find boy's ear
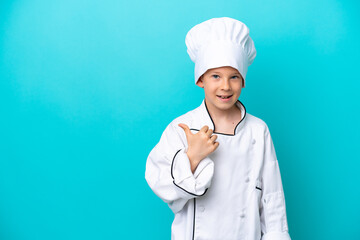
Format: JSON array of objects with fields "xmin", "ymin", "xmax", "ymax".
[{"xmin": 196, "ymin": 76, "xmax": 204, "ymax": 88}]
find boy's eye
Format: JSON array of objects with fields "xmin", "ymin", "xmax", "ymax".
[
  {"xmin": 212, "ymin": 74, "xmax": 220, "ymax": 79},
  {"xmin": 231, "ymin": 75, "xmax": 239, "ymax": 79}
]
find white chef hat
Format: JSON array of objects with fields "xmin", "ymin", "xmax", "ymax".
[{"xmin": 185, "ymin": 17, "xmax": 256, "ymax": 87}]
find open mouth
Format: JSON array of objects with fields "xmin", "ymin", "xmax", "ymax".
[{"xmin": 217, "ymin": 95, "xmax": 233, "ymax": 99}]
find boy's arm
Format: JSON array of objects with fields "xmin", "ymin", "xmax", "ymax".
[
  {"xmin": 260, "ymin": 125, "xmax": 291, "ymax": 240},
  {"xmin": 145, "ymin": 121, "xmax": 214, "ymax": 213}
]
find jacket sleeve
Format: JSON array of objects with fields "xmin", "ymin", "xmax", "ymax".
[
  {"xmin": 260, "ymin": 125, "xmax": 291, "ymax": 240},
  {"xmin": 145, "ymin": 121, "xmax": 215, "ymax": 213}
]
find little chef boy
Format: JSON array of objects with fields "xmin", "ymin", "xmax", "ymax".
[{"xmin": 145, "ymin": 17, "xmax": 291, "ymax": 240}]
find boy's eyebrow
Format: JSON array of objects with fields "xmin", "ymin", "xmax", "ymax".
[{"xmin": 210, "ymin": 71, "xmax": 241, "ymax": 75}]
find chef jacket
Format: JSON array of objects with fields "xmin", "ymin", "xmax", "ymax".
[{"xmin": 145, "ymin": 99, "xmax": 291, "ymax": 240}]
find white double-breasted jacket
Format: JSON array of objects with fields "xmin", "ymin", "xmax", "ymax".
[{"xmin": 145, "ymin": 99, "xmax": 291, "ymax": 240}]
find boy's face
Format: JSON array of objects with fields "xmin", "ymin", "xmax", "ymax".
[{"xmin": 196, "ymin": 66, "xmax": 243, "ymax": 112}]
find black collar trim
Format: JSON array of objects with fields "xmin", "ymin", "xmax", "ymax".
[{"xmin": 201, "ymin": 98, "xmax": 247, "ymax": 136}]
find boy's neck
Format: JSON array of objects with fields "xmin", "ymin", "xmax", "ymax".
[{"xmin": 205, "ymin": 98, "xmax": 241, "ymax": 122}]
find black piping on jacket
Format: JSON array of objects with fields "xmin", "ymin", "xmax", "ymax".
[
  {"xmin": 190, "ymin": 98, "xmax": 247, "ymax": 136},
  {"xmin": 170, "ymin": 149, "xmax": 208, "ymax": 197},
  {"xmin": 170, "ymin": 98, "xmax": 247, "ymax": 240},
  {"xmin": 171, "ymin": 149, "xmax": 207, "ymax": 240}
]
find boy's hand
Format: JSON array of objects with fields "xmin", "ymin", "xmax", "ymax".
[{"xmin": 178, "ymin": 123, "xmax": 219, "ymax": 173}]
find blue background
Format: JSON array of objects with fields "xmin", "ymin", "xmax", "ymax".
[{"xmin": 1, "ymin": 0, "xmax": 359, "ymax": 239}]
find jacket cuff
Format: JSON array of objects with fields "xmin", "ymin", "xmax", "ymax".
[
  {"xmin": 171, "ymin": 148, "xmax": 214, "ymax": 196},
  {"xmin": 261, "ymin": 231, "xmax": 291, "ymax": 240}
]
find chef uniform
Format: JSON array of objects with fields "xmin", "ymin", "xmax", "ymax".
[{"xmin": 145, "ymin": 17, "xmax": 291, "ymax": 240}]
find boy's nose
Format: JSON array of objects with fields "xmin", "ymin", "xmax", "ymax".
[{"xmin": 221, "ymin": 79, "xmax": 231, "ymax": 90}]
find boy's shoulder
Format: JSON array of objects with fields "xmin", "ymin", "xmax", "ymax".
[
  {"xmin": 244, "ymin": 112, "xmax": 269, "ymax": 130},
  {"xmin": 169, "ymin": 106, "xmax": 198, "ymax": 128}
]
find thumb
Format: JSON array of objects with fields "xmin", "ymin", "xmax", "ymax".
[{"xmin": 178, "ymin": 123, "xmax": 192, "ymax": 137}]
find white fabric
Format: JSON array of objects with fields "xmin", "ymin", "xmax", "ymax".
[
  {"xmin": 145, "ymin": 99, "xmax": 291, "ymax": 240},
  {"xmin": 185, "ymin": 17, "xmax": 257, "ymax": 87}
]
